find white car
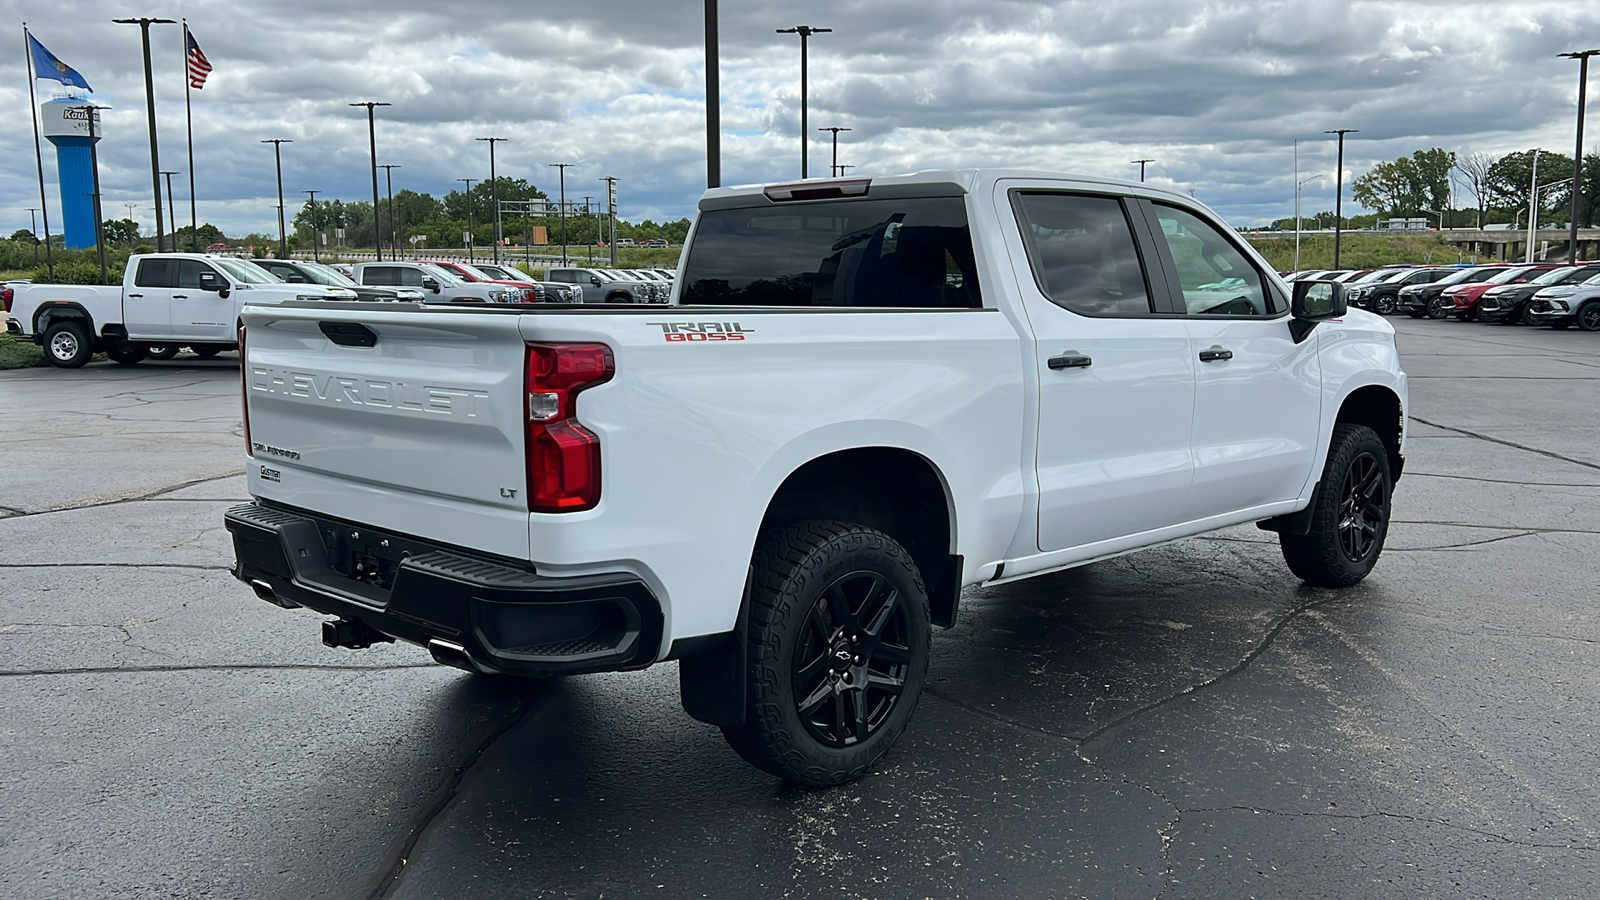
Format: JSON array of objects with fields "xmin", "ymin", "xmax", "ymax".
[{"xmin": 226, "ymin": 169, "xmax": 1406, "ymax": 786}]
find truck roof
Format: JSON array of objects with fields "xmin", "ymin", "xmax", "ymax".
[{"xmin": 698, "ymin": 169, "xmax": 1200, "ymax": 210}]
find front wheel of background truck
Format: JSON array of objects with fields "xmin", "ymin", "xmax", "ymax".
[
  {"xmin": 44, "ymin": 320, "xmax": 93, "ymax": 368},
  {"xmin": 720, "ymin": 520, "xmax": 931, "ymax": 787},
  {"xmin": 106, "ymin": 342, "xmax": 148, "ymax": 365},
  {"xmin": 191, "ymin": 345, "xmax": 224, "ymax": 358},
  {"xmin": 1280, "ymin": 423, "xmax": 1392, "ymax": 587}
]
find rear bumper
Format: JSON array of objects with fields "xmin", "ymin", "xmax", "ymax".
[{"xmin": 225, "ymin": 502, "xmax": 663, "ymax": 676}]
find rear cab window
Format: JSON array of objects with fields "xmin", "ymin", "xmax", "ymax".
[{"xmin": 679, "ymin": 196, "xmax": 981, "ymax": 308}]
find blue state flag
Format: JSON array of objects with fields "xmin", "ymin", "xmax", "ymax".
[{"xmin": 28, "ymin": 33, "xmax": 93, "ymax": 91}]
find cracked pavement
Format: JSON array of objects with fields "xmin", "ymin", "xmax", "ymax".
[{"xmin": 2, "ymin": 319, "xmax": 1598, "ymax": 899}]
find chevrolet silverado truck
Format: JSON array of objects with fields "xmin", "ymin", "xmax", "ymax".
[
  {"xmin": 7, "ymin": 252, "xmax": 355, "ymax": 367},
  {"xmin": 225, "ymin": 170, "xmax": 1408, "ymax": 786}
]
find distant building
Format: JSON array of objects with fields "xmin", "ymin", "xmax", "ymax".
[{"xmin": 1376, "ymin": 217, "xmax": 1431, "ymax": 232}]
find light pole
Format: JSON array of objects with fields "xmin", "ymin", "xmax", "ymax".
[
  {"xmin": 114, "ymin": 17, "xmax": 177, "ymax": 251},
  {"xmin": 303, "ymin": 190, "xmax": 320, "ymax": 262},
  {"xmin": 776, "ymin": 25, "xmax": 831, "ymax": 178},
  {"xmin": 549, "ymin": 163, "xmax": 574, "ymax": 264},
  {"xmin": 457, "ymin": 178, "xmax": 476, "ymax": 263},
  {"xmin": 476, "ymin": 137, "xmax": 507, "ymax": 263},
  {"xmin": 1526, "ymin": 149, "xmax": 1542, "ymax": 264},
  {"xmin": 1295, "ymin": 175, "xmax": 1320, "ymax": 271},
  {"xmin": 1325, "ymin": 128, "xmax": 1358, "ymax": 269},
  {"xmin": 349, "ymin": 101, "xmax": 390, "ymax": 259},
  {"xmin": 378, "ymin": 164, "xmax": 401, "ymax": 256},
  {"xmin": 77, "ymin": 104, "xmax": 109, "ymax": 283},
  {"xmin": 26, "ymin": 208, "xmax": 38, "ymax": 261},
  {"xmin": 1560, "ymin": 50, "xmax": 1598, "ymax": 264},
  {"xmin": 819, "ymin": 127, "xmax": 851, "ymax": 176},
  {"xmin": 706, "ymin": 0, "xmax": 720, "ymax": 188},
  {"xmin": 1421, "ymin": 207, "xmax": 1444, "ymax": 232},
  {"xmin": 261, "ymin": 139, "xmax": 292, "ymax": 258},
  {"xmin": 1132, "ymin": 158, "xmax": 1154, "ymax": 182},
  {"xmin": 601, "ymin": 175, "xmax": 619, "ymax": 266},
  {"xmin": 160, "ymin": 171, "xmax": 179, "ymax": 251}
]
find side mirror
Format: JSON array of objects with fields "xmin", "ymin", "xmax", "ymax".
[
  {"xmin": 590, "ymin": 276, "xmax": 602, "ymax": 286},
  {"xmin": 1289, "ymin": 279, "xmax": 1346, "ymax": 343},
  {"xmin": 422, "ymin": 277, "xmax": 441, "ymax": 293},
  {"xmin": 198, "ymin": 271, "xmax": 224, "ymax": 293}
]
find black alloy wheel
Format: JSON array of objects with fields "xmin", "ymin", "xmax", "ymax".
[
  {"xmin": 1426, "ymin": 295, "xmax": 1450, "ymax": 319},
  {"xmin": 1335, "ymin": 450, "xmax": 1387, "ymax": 565},
  {"xmin": 1280, "ymin": 423, "xmax": 1392, "ymax": 587},
  {"xmin": 1578, "ymin": 302, "xmax": 1600, "ymax": 332},
  {"xmin": 791, "ymin": 569, "xmax": 914, "ymax": 749},
  {"xmin": 1375, "ymin": 294, "xmax": 1397, "ymax": 315}
]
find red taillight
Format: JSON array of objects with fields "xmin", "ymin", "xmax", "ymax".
[
  {"xmin": 239, "ymin": 324, "xmax": 252, "ymax": 456},
  {"xmin": 525, "ymin": 343, "xmax": 613, "ymax": 512},
  {"xmin": 2, "ymin": 286, "xmax": 12, "ymax": 314}
]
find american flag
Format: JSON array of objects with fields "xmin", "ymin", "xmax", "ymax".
[{"xmin": 186, "ymin": 30, "xmax": 213, "ymax": 89}]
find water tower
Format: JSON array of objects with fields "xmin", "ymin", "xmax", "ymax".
[{"xmin": 40, "ymin": 97, "xmax": 105, "ymax": 250}]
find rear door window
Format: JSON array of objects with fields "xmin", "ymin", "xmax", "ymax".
[
  {"xmin": 362, "ymin": 267, "xmax": 399, "ymax": 286},
  {"xmin": 679, "ymin": 196, "xmax": 981, "ymax": 308},
  {"xmin": 1011, "ymin": 192, "xmax": 1154, "ymax": 316},
  {"xmin": 134, "ymin": 258, "xmax": 175, "ymax": 288},
  {"xmin": 1150, "ymin": 204, "xmax": 1273, "ymax": 316}
]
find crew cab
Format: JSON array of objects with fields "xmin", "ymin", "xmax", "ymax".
[
  {"xmin": 225, "ymin": 170, "xmax": 1407, "ymax": 786},
  {"xmin": 350, "ymin": 261, "xmax": 512, "ymax": 304},
  {"xmin": 7, "ymin": 253, "xmax": 356, "ymax": 367}
]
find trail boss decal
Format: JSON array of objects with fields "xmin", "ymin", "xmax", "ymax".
[{"xmin": 651, "ymin": 322, "xmax": 755, "ymax": 342}]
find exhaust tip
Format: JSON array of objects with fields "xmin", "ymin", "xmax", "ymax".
[
  {"xmin": 428, "ymin": 639, "xmax": 479, "ymax": 672},
  {"xmin": 249, "ymin": 579, "xmax": 298, "ymax": 608}
]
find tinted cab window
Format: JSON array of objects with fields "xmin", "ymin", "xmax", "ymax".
[
  {"xmin": 1012, "ymin": 192, "xmax": 1152, "ymax": 316},
  {"xmin": 1150, "ymin": 205, "xmax": 1273, "ymax": 316},
  {"xmin": 680, "ymin": 196, "xmax": 981, "ymax": 308}
]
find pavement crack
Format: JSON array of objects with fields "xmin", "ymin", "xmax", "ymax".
[
  {"xmin": 368, "ymin": 694, "xmax": 543, "ymax": 900},
  {"xmin": 0, "ymin": 663, "xmax": 435, "ymax": 678},
  {"xmin": 0, "ymin": 470, "xmax": 244, "ymax": 519},
  {"xmin": 1388, "ymin": 531, "xmax": 1542, "ymax": 551},
  {"xmin": 1408, "ymin": 415, "xmax": 1600, "ymax": 473},
  {"xmin": 1182, "ymin": 805, "xmax": 1600, "ymax": 851},
  {"xmin": 1409, "ymin": 471, "xmax": 1600, "ymax": 488},
  {"xmin": 0, "ymin": 562, "xmax": 231, "ymax": 570}
]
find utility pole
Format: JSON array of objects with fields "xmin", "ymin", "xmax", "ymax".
[
  {"xmin": 303, "ymin": 190, "xmax": 320, "ymax": 262},
  {"xmin": 349, "ymin": 101, "xmax": 390, "ymax": 259},
  {"xmin": 776, "ymin": 25, "xmax": 831, "ymax": 178},
  {"xmin": 26, "ymin": 208, "xmax": 39, "ymax": 261},
  {"xmin": 549, "ymin": 163, "xmax": 574, "ymax": 264},
  {"xmin": 476, "ymin": 137, "xmax": 507, "ymax": 262},
  {"xmin": 379, "ymin": 164, "xmax": 401, "ymax": 256},
  {"xmin": 819, "ymin": 127, "xmax": 851, "ymax": 176},
  {"xmin": 1560, "ymin": 50, "xmax": 1598, "ymax": 264},
  {"xmin": 79, "ymin": 104, "xmax": 109, "ymax": 283},
  {"xmin": 457, "ymin": 178, "xmax": 476, "ymax": 263},
  {"xmin": 705, "ymin": 0, "xmax": 720, "ymax": 188},
  {"xmin": 1325, "ymin": 129, "xmax": 1358, "ymax": 269},
  {"xmin": 1526, "ymin": 149, "xmax": 1542, "ymax": 264},
  {"xmin": 261, "ymin": 139, "xmax": 292, "ymax": 258},
  {"xmin": 1132, "ymin": 158, "xmax": 1154, "ymax": 182},
  {"xmin": 601, "ymin": 176, "xmax": 619, "ymax": 266},
  {"xmin": 114, "ymin": 17, "xmax": 177, "ymax": 250},
  {"xmin": 160, "ymin": 170, "xmax": 179, "ymax": 250}
]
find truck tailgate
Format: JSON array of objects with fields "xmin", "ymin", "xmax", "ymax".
[{"xmin": 241, "ymin": 304, "xmax": 532, "ymax": 560}]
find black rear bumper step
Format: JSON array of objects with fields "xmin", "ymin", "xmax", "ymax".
[{"xmin": 225, "ymin": 502, "xmax": 663, "ymax": 676}]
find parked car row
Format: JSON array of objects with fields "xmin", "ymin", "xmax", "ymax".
[{"xmin": 1283, "ymin": 262, "xmax": 1600, "ymax": 330}]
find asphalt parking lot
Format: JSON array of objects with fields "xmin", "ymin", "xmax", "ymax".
[{"xmin": 2, "ymin": 317, "xmax": 1598, "ymax": 899}]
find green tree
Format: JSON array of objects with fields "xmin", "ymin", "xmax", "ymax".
[
  {"xmin": 1352, "ymin": 149, "xmax": 1455, "ymax": 217},
  {"xmin": 1485, "ymin": 149, "xmax": 1575, "ymax": 224},
  {"xmin": 102, "ymin": 218, "xmax": 140, "ymax": 247},
  {"xmin": 171, "ymin": 222, "xmax": 227, "ymax": 250},
  {"xmin": 10, "ymin": 229, "xmax": 38, "ymax": 244}
]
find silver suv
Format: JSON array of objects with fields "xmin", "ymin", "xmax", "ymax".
[{"xmin": 546, "ymin": 267, "xmax": 663, "ymax": 304}]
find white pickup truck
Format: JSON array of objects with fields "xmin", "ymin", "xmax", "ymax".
[
  {"xmin": 225, "ymin": 170, "xmax": 1407, "ymax": 786},
  {"xmin": 7, "ymin": 252, "xmax": 356, "ymax": 367}
]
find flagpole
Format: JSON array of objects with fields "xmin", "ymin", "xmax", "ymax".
[
  {"xmin": 22, "ymin": 23, "xmax": 56, "ymax": 280},
  {"xmin": 183, "ymin": 19, "xmax": 197, "ymax": 251}
]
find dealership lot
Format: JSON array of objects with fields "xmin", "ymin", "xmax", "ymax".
[{"xmin": 2, "ymin": 318, "xmax": 1597, "ymax": 899}]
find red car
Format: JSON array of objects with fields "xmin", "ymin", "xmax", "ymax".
[
  {"xmin": 1438, "ymin": 265, "xmax": 1557, "ymax": 320},
  {"xmin": 422, "ymin": 260, "xmax": 534, "ymax": 303}
]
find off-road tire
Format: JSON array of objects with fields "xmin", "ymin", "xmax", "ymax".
[
  {"xmin": 145, "ymin": 345, "xmax": 178, "ymax": 360},
  {"xmin": 721, "ymin": 520, "xmax": 931, "ymax": 787},
  {"xmin": 191, "ymin": 345, "xmax": 224, "ymax": 358},
  {"xmin": 1281, "ymin": 424, "xmax": 1392, "ymax": 587},
  {"xmin": 106, "ymin": 342, "xmax": 147, "ymax": 365},
  {"xmin": 44, "ymin": 320, "xmax": 93, "ymax": 368}
]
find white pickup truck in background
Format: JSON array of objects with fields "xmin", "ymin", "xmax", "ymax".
[
  {"xmin": 225, "ymin": 169, "xmax": 1407, "ymax": 786},
  {"xmin": 7, "ymin": 253, "xmax": 356, "ymax": 367}
]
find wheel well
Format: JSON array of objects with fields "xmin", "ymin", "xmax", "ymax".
[
  {"xmin": 605, "ymin": 290, "xmax": 632, "ymax": 303},
  {"xmin": 34, "ymin": 303, "xmax": 92, "ymax": 337},
  {"xmin": 1336, "ymin": 386, "xmax": 1404, "ymax": 481},
  {"xmin": 761, "ymin": 447, "xmax": 961, "ymax": 628}
]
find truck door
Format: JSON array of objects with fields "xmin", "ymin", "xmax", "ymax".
[
  {"xmin": 1000, "ymin": 184, "xmax": 1196, "ymax": 553},
  {"xmin": 169, "ymin": 258, "xmax": 235, "ymax": 341},
  {"xmin": 123, "ymin": 257, "xmax": 174, "ymax": 338},
  {"xmin": 1137, "ymin": 201, "xmax": 1323, "ymax": 521}
]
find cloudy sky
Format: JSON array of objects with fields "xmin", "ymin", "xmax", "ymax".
[{"xmin": 5, "ymin": 0, "xmax": 1600, "ymax": 239}]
